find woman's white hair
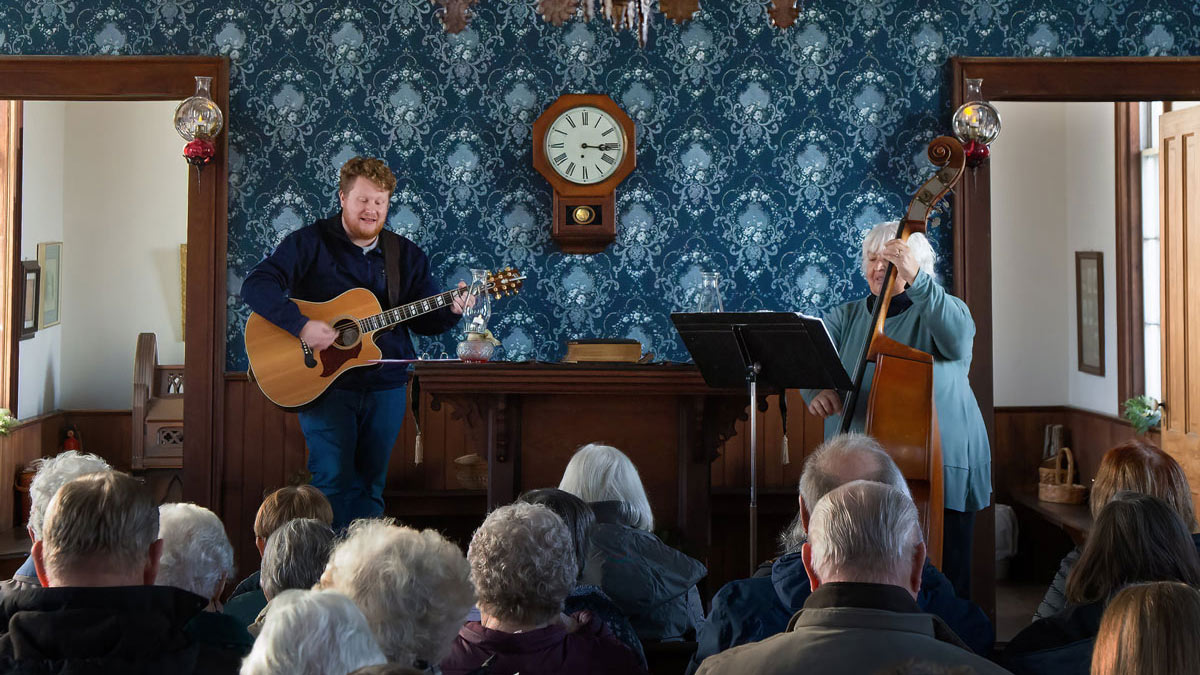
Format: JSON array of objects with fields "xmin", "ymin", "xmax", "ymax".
[
  {"xmin": 319, "ymin": 519, "xmax": 474, "ymax": 667},
  {"xmin": 808, "ymin": 480, "xmax": 923, "ymax": 586},
  {"xmin": 156, "ymin": 502, "xmax": 235, "ymax": 601},
  {"xmin": 559, "ymin": 443, "xmax": 654, "ymax": 532},
  {"xmin": 239, "ymin": 589, "xmax": 385, "ymax": 675},
  {"xmin": 261, "ymin": 518, "xmax": 336, "ymax": 601},
  {"xmin": 27, "ymin": 451, "xmax": 112, "ymax": 540},
  {"xmin": 861, "ymin": 221, "xmax": 937, "ymax": 281},
  {"xmin": 469, "ymin": 502, "xmax": 577, "ymax": 626}
]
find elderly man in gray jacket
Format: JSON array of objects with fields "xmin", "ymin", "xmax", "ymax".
[{"xmin": 697, "ymin": 480, "xmax": 1011, "ymax": 675}]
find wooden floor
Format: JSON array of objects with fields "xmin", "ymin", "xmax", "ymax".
[{"xmin": 995, "ymin": 581, "xmax": 1045, "ymax": 644}]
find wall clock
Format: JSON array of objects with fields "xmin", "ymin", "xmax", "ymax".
[{"xmin": 532, "ymin": 93, "xmax": 636, "ymax": 254}]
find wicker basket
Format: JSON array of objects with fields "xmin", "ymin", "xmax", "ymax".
[
  {"xmin": 453, "ymin": 453, "xmax": 488, "ymax": 491},
  {"xmin": 1038, "ymin": 447, "xmax": 1087, "ymax": 504}
]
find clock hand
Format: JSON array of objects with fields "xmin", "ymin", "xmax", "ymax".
[{"xmin": 580, "ymin": 142, "xmax": 620, "ymax": 151}]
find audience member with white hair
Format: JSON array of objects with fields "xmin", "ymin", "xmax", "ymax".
[
  {"xmin": 697, "ymin": 480, "xmax": 1010, "ymax": 675},
  {"xmin": 249, "ymin": 517, "xmax": 336, "ymax": 636},
  {"xmin": 441, "ymin": 502, "xmax": 645, "ymax": 674},
  {"xmin": 1, "ymin": 450, "xmax": 112, "ymax": 595},
  {"xmin": 690, "ymin": 433, "xmax": 992, "ymax": 673},
  {"xmin": 317, "ymin": 519, "xmax": 474, "ymax": 670},
  {"xmin": 240, "ymin": 589, "xmax": 386, "ymax": 675},
  {"xmin": 157, "ymin": 502, "xmax": 254, "ymax": 661},
  {"xmin": 0, "ymin": 472, "xmax": 240, "ymax": 673},
  {"xmin": 559, "ymin": 442, "xmax": 706, "ymax": 640}
]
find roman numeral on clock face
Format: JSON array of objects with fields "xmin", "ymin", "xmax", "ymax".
[
  {"xmin": 566, "ymin": 116, "xmax": 576, "ymax": 128},
  {"xmin": 581, "ymin": 111, "xmax": 589, "ymax": 126},
  {"xmin": 582, "ymin": 166, "xmax": 589, "ymax": 180},
  {"xmin": 554, "ymin": 153, "xmax": 568, "ymax": 164},
  {"xmin": 602, "ymin": 128, "xmax": 614, "ymax": 136},
  {"xmin": 550, "ymin": 142, "xmax": 564, "ymax": 149},
  {"xmin": 566, "ymin": 162, "xmax": 576, "ymax": 176},
  {"xmin": 602, "ymin": 154, "xmax": 615, "ymax": 164}
]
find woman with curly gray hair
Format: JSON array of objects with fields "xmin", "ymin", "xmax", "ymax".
[
  {"xmin": 317, "ymin": 519, "xmax": 474, "ymax": 671},
  {"xmin": 441, "ymin": 502, "xmax": 644, "ymax": 675}
]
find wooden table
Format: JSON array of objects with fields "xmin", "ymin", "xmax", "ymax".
[{"xmin": 412, "ymin": 362, "xmax": 748, "ymax": 559}]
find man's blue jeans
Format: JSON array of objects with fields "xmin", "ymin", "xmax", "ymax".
[{"xmin": 297, "ymin": 385, "xmax": 407, "ymax": 529}]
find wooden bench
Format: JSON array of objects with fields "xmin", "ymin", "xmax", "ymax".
[
  {"xmin": 1010, "ymin": 489, "xmax": 1092, "ymax": 546},
  {"xmin": 132, "ymin": 333, "xmax": 184, "ymax": 469}
]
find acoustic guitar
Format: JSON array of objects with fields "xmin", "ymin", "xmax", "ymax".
[{"xmin": 245, "ymin": 267, "xmax": 524, "ymax": 408}]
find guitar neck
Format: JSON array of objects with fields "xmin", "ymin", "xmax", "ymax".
[{"xmin": 359, "ymin": 288, "xmax": 462, "ymax": 334}]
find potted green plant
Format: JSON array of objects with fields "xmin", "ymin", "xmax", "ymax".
[{"xmin": 1123, "ymin": 395, "xmax": 1163, "ymax": 435}]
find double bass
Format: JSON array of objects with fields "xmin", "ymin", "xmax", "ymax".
[{"xmin": 838, "ymin": 136, "xmax": 967, "ymax": 566}]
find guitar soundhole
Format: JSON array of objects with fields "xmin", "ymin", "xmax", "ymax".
[{"xmin": 333, "ymin": 319, "xmax": 360, "ymax": 347}]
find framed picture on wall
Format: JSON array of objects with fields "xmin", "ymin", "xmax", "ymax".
[
  {"xmin": 37, "ymin": 241, "xmax": 61, "ymax": 329},
  {"xmin": 19, "ymin": 261, "xmax": 39, "ymax": 341},
  {"xmin": 1076, "ymin": 251, "xmax": 1104, "ymax": 376}
]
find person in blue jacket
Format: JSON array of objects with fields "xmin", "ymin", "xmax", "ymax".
[
  {"xmin": 802, "ymin": 221, "xmax": 991, "ymax": 599},
  {"xmin": 242, "ymin": 157, "xmax": 469, "ymax": 528},
  {"xmin": 687, "ymin": 433, "xmax": 993, "ymax": 675}
]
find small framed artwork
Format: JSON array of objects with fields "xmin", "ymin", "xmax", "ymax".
[
  {"xmin": 1075, "ymin": 251, "xmax": 1104, "ymax": 376},
  {"xmin": 19, "ymin": 261, "xmax": 39, "ymax": 341},
  {"xmin": 37, "ymin": 241, "xmax": 61, "ymax": 329}
]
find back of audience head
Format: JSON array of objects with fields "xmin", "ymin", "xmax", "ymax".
[
  {"xmin": 1090, "ymin": 581, "xmax": 1200, "ymax": 675},
  {"xmin": 240, "ymin": 589, "xmax": 385, "ymax": 675},
  {"xmin": 778, "ymin": 433, "xmax": 909, "ymax": 554},
  {"xmin": 1090, "ymin": 439, "xmax": 1197, "ymax": 531},
  {"xmin": 469, "ymin": 502, "xmax": 576, "ymax": 629},
  {"xmin": 1066, "ymin": 491, "xmax": 1200, "ymax": 606},
  {"xmin": 254, "ymin": 485, "xmax": 333, "ymax": 555},
  {"xmin": 261, "ymin": 517, "xmax": 335, "ymax": 601},
  {"xmin": 804, "ymin": 480, "xmax": 924, "ymax": 597},
  {"xmin": 27, "ymin": 450, "xmax": 112, "ymax": 541},
  {"xmin": 33, "ymin": 471, "xmax": 160, "ymax": 588},
  {"xmin": 156, "ymin": 502, "xmax": 234, "ymax": 607},
  {"xmin": 517, "ymin": 488, "xmax": 594, "ymax": 582},
  {"xmin": 559, "ymin": 442, "xmax": 654, "ymax": 531},
  {"xmin": 318, "ymin": 519, "xmax": 473, "ymax": 668}
]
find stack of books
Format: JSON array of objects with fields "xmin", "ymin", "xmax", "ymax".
[{"xmin": 563, "ymin": 338, "xmax": 642, "ymax": 363}]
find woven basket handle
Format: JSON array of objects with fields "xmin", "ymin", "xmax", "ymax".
[{"xmin": 1053, "ymin": 447, "xmax": 1075, "ymax": 486}]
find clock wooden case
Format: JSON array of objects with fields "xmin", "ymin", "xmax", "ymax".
[{"xmin": 532, "ymin": 93, "xmax": 636, "ymax": 254}]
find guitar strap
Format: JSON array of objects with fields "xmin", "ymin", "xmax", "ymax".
[{"xmin": 381, "ymin": 229, "xmax": 402, "ymax": 309}]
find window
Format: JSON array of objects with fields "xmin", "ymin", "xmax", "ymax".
[{"xmin": 1140, "ymin": 101, "xmax": 1163, "ymax": 402}]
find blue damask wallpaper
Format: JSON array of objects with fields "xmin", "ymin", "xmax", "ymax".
[{"xmin": 2, "ymin": 0, "xmax": 1196, "ymax": 368}]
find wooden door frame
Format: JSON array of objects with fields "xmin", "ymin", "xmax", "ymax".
[
  {"xmin": 0, "ymin": 56, "xmax": 229, "ymax": 509},
  {"xmin": 952, "ymin": 56, "xmax": 1200, "ymax": 434},
  {"xmin": 951, "ymin": 57, "xmax": 1200, "ymax": 609}
]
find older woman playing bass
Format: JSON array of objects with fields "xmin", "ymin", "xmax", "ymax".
[{"xmin": 802, "ymin": 221, "xmax": 991, "ymax": 599}]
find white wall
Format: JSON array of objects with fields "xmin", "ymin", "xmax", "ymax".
[
  {"xmin": 18, "ymin": 100, "xmax": 186, "ymax": 415},
  {"xmin": 18, "ymin": 102, "xmax": 66, "ymax": 419},
  {"xmin": 1064, "ymin": 103, "xmax": 1118, "ymax": 414},
  {"xmin": 991, "ymin": 101, "xmax": 1118, "ymax": 416}
]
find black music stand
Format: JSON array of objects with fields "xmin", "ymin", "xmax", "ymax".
[{"xmin": 671, "ymin": 312, "xmax": 852, "ymax": 575}]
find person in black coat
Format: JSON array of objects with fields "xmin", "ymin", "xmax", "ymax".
[{"xmin": 0, "ymin": 471, "xmax": 241, "ymax": 674}]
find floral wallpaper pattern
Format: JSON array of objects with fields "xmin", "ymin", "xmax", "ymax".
[{"xmin": 1, "ymin": 0, "xmax": 1196, "ymax": 367}]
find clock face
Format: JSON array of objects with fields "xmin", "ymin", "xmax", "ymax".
[{"xmin": 543, "ymin": 105, "xmax": 627, "ymax": 185}]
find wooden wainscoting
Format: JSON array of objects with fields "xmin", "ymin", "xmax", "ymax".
[
  {"xmin": 0, "ymin": 409, "xmax": 131, "ymax": 529},
  {"xmin": 994, "ymin": 405, "xmax": 1157, "ymax": 504}
]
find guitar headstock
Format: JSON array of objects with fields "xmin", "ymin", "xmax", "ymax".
[{"xmin": 485, "ymin": 266, "xmax": 525, "ymax": 300}]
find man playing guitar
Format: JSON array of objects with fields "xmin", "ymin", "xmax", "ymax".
[{"xmin": 242, "ymin": 156, "xmax": 469, "ymax": 528}]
